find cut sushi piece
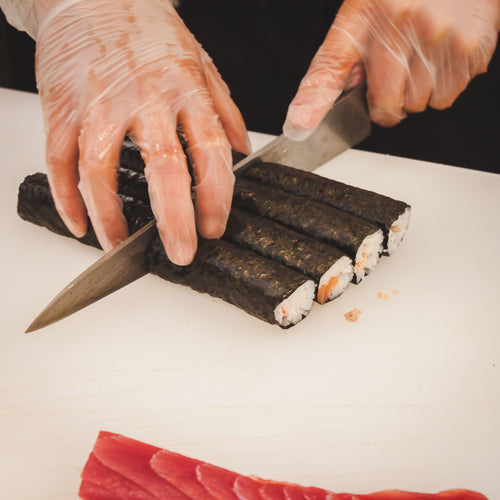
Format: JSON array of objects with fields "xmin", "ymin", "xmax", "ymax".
[
  {"xmin": 146, "ymin": 236, "xmax": 315, "ymax": 328},
  {"xmin": 233, "ymin": 178, "xmax": 383, "ymax": 283},
  {"xmin": 224, "ymin": 208, "xmax": 353, "ymax": 304},
  {"xmin": 79, "ymin": 432, "xmax": 488, "ymax": 500},
  {"xmin": 241, "ymin": 163, "xmax": 411, "ymax": 255}
]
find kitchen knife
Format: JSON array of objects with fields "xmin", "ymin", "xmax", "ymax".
[{"xmin": 26, "ymin": 83, "xmax": 370, "ymax": 333}]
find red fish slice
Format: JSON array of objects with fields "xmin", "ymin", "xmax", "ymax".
[
  {"xmin": 80, "ymin": 452, "xmax": 154, "ymax": 500},
  {"xmin": 233, "ymin": 476, "xmax": 267, "ymax": 500},
  {"xmin": 196, "ymin": 462, "xmax": 240, "ymax": 499},
  {"xmin": 79, "ymin": 432, "xmax": 489, "ymax": 500},
  {"xmin": 151, "ymin": 450, "xmax": 213, "ymax": 500},
  {"xmin": 90, "ymin": 431, "xmax": 189, "ymax": 499}
]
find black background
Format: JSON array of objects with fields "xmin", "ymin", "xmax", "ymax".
[{"xmin": 1, "ymin": 2, "xmax": 498, "ymax": 174}]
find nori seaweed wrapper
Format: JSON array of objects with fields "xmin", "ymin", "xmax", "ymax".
[
  {"xmin": 145, "ymin": 235, "xmax": 312, "ymax": 327},
  {"xmin": 117, "ymin": 167, "xmax": 149, "ymax": 202},
  {"xmin": 241, "ymin": 162, "xmax": 410, "ymax": 246},
  {"xmin": 17, "ymin": 173, "xmax": 154, "ymax": 248},
  {"xmin": 224, "ymin": 206, "xmax": 349, "ymax": 284},
  {"xmin": 119, "ymin": 137, "xmax": 144, "ymax": 173},
  {"xmin": 232, "ymin": 177, "xmax": 380, "ymax": 259}
]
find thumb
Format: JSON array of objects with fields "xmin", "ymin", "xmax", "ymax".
[{"xmin": 283, "ymin": 18, "xmax": 364, "ymax": 140}]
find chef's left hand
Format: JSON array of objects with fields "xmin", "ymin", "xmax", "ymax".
[{"xmin": 283, "ymin": 0, "xmax": 500, "ymax": 140}]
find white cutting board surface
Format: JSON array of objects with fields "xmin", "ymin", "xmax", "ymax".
[{"xmin": 1, "ymin": 88, "xmax": 499, "ymax": 499}]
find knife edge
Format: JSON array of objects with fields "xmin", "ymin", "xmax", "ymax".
[{"xmin": 25, "ymin": 220, "xmax": 157, "ymax": 333}]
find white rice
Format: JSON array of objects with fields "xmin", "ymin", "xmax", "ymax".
[
  {"xmin": 274, "ymin": 279, "xmax": 316, "ymax": 327},
  {"xmin": 317, "ymin": 256, "xmax": 353, "ymax": 303},
  {"xmin": 353, "ymin": 229, "xmax": 384, "ymax": 283},
  {"xmin": 387, "ymin": 207, "xmax": 411, "ymax": 255}
]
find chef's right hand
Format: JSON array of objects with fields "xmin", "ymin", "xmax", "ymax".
[
  {"xmin": 4, "ymin": 0, "xmax": 250, "ymax": 265},
  {"xmin": 284, "ymin": 0, "xmax": 500, "ymax": 139}
]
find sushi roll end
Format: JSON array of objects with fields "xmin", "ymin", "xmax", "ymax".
[
  {"xmin": 353, "ymin": 229, "xmax": 384, "ymax": 283},
  {"xmin": 387, "ymin": 206, "xmax": 411, "ymax": 255},
  {"xmin": 274, "ymin": 280, "xmax": 316, "ymax": 327},
  {"xmin": 317, "ymin": 255, "xmax": 353, "ymax": 305}
]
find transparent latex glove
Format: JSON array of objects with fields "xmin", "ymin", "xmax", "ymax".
[
  {"xmin": 25, "ymin": 0, "xmax": 250, "ymax": 265},
  {"xmin": 284, "ymin": 0, "xmax": 500, "ymax": 139}
]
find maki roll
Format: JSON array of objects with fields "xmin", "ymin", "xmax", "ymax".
[
  {"xmin": 146, "ymin": 236, "xmax": 315, "ymax": 328},
  {"xmin": 17, "ymin": 173, "xmax": 314, "ymax": 328},
  {"xmin": 114, "ymin": 168, "xmax": 352, "ymax": 303},
  {"xmin": 233, "ymin": 178, "xmax": 383, "ymax": 283},
  {"xmin": 241, "ymin": 162, "xmax": 411, "ymax": 255},
  {"xmin": 17, "ymin": 173, "xmax": 153, "ymax": 249},
  {"xmin": 224, "ymin": 207, "xmax": 353, "ymax": 304}
]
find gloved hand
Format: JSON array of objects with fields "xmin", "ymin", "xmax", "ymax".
[
  {"xmin": 284, "ymin": 0, "xmax": 500, "ymax": 139},
  {"xmin": 2, "ymin": 0, "xmax": 250, "ymax": 265}
]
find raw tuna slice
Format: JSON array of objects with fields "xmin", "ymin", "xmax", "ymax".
[
  {"xmin": 196, "ymin": 462, "xmax": 240, "ymax": 499},
  {"xmin": 356, "ymin": 492, "xmax": 488, "ymax": 500},
  {"xmin": 79, "ymin": 432, "xmax": 488, "ymax": 500},
  {"xmin": 91, "ymin": 431, "xmax": 189, "ymax": 499},
  {"xmin": 283, "ymin": 484, "xmax": 307, "ymax": 500},
  {"xmin": 302, "ymin": 486, "xmax": 331, "ymax": 500},
  {"xmin": 233, "ymin": 476, "xmax": 266, "ymax": 500},
  {"xmin": 150, "ymin": 449, "xmax": 213, "ymax": 500},
  {"xmin": 260, "ymin": 482, "xmax": 287, "ymax": 500},
  {"xmin": 79, "ymin": 479, "xmax": 124, "ymax": 500},
  {"xmin": 80, "ymin": 453, "xmax": 154, "ymax": 500}
]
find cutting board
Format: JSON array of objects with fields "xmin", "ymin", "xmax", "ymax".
[{"xmin": 1, "ymin": 88, "xmax": 499, "ymax": 499}]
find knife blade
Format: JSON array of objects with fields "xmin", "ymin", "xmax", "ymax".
[
  {"xmin": 26, "ymin": 83, "xmax": 370, "ymax": 333},
  {"xmin": 234, "ymin": 83, "xmax": 370, "ymax": 174}
]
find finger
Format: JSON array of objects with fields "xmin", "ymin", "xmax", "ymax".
[
  {"xmin": 200, "ymin": 47, "xmax": 251, "ymax": 155},
  {"xmin": 45, "ymin": 119, "xmax": 88, "ymax": 238},
  {"xmin": 364, "ymin": 36, "xmax": 410, "ymax": 127},
  {"xmin": 405, "ymin": 52, "xmax": 434, "ymax": 113},
  {"xmin": 179, "ymin": 87, "xmax": 234, "ymax": 240},
  {"xmin": 131, "ymin": 108, "xmax": 198, "ymax": 266},
  {"xmin": 345, "ymin": 61, "xmax": 366, "ymax": 90},
  {"xmin": 283, "ymin": 19, "xmax": 363, "ymax": 140},
  {"xmin": 77, "ymin": 105, "xmax": 129, "ymax": 252},
  {"xmin": 428, "ymin": 36, "xmax": 471, "ymax": 110},
  {"xmin": 429, "ymin": 28, "xmax": 497, "ymax": 109}
]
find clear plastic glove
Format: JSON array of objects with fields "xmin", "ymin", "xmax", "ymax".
[
  {"xmin": 3, "ymin": 0, "xmax": 250, "ymax": 265},
  {"xmin": 284, "ymin": 0, "xmax": 500, "ymax": 139}
]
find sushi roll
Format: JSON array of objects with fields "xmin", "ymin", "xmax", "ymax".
[
  {"xmin": 17, "ymin": 173, "xmax": 314, "ymax": 328},
  {"xmin": 115, "ymin": 168, "xmax": 352, "ymax": 303},
  {"xmin": 233, "ymin": 178, "xmax": 383, "ymax": 283},
  {"xmin": 146, "ymin": 236, "xmax": 315, "ymax": 328},
  {"xmin": 241, "ymin": 162, "xmax": 411, "ymax": 255},
  {"xmin": 224, "ymin": 207, "xmax": 353, "ymax": 304},
  {"xmin": 17, "ymin": 173, "xmax": 154, "ymax": 249}
]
